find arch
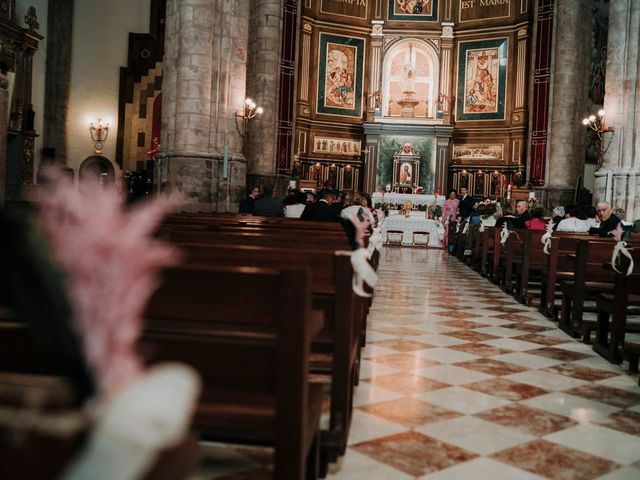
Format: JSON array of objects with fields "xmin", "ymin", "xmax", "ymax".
[
  {"xmin": 79, "ymin": 155, "xmax": 116, "ymax": 189},
  {"xmin": 381, "ymin": 38, "xmax": 440, "ymax": 119}
]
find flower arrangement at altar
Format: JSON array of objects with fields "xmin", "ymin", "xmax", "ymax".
[
  {"xmin": 427, "ymin": 203, "xmax": 442, "ymax": 220},
  {"xmin": 399, "ymin": 200, "xmax": 413, "ymax": 217},
  {"xmin": 374, "ymin": 202, "xmax": 390, "ymax": 217}
]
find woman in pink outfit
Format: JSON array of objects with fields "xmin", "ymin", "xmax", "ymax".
[{"xmin": 443, "ymin": 190, "xmax": 459, "ymax": 248}]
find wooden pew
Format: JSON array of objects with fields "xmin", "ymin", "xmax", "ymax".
[
  {"xmin": 539, "ymin": 234, "xmax": 592, "ymax": 317},
  {"xmin": 501, "ymin": 229, "xmax": 525, "ymax": 293},
  {"xmin": 481, "ymin": 227, "xmax": 499, "ymax": 277},
  {"xmin": 558, "ymin": 239, "xmax": 624, "ymax": 340},
  {"xmin": 593, "ymin": 249, "xmax": 640, "ymax": 363},
  {"xmin": 515, "ymin": 230, "xmax": 547, "ymax": 304},
  {"xmin": 143, "ymin": 264, "xmax": 323, "ymax": 480},
  {"xmin": 179, "ymin": 243, "xmax": 361, "ymax": 460}
]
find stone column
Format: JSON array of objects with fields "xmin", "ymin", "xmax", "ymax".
[
  {"xmin": 0, "ymin": 73, "xmax": 8, "ymax": 206},
  {"xmin": 245, "ymin": 0, "xmax": 281, "ymax": 189},
  {"xmin": 161, "ymin": 0, "xmax": 249, "ymax": 212},
  {"xmin": 545, "ymin": 0, "xmax": 591, "ymax": 206},
  {"xmin": 594, "ymin": 1, "xmax": 640, "ymax": 221},
  {"xmin": 43, "ymin": 0, "xmax": 74, "ymax": 165}
]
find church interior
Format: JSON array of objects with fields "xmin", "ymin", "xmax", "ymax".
[{"xmin": 2, "ymin": 0, "xmax": 640, "ymax": 479}]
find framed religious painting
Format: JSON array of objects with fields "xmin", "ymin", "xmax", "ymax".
[
  {"xmin": 456, "ymin": 38, "xmax": 508, "ymax": 121},
  {"xmin": 388, "ymin": 0, "xmax": 439, "ymax": 22},
  {"xmin": 316, "ymin": 33, "xmax": 365, "ymax": 118}
]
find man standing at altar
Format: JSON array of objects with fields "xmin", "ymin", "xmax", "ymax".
[{"xmin": 458, "ymin": 187, "xmax": 475, "ymax": 220}]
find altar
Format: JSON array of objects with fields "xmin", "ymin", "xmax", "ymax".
[
  {"xmin": 381, "ymin": 211, "xmax": 444, "ymax": 248},
  {"xmin": 372, "ymin": 192, "xmax": 446, "ymax": 207}
]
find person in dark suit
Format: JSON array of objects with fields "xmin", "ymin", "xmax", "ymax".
[
  {"xmin": 301, "ymin": 190, "xmax": 340, "ymax": 221},
  {"xmin": 253, "ymin": 184, "xmax": 283, "ymax": 217},
  {"xmin": 457, "ymin": 187, "xmax": 475, "ymax": 220},
  {"xmin": 589, "ymin": 202, "xmax": 621, "ymax": 236},
  {"xmin": 239, "ymin": 185, "xmax": 260, "ymax": 214},
  {"xmin": 512, "ymin": 200, "xmax": 532, "ymax": 228}
]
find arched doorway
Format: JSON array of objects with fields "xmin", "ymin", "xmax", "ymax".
[{"xmin": 78, "ymin": 155, "xmax": 115, "ymax": 189}]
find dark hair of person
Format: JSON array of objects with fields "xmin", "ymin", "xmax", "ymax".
[
  {"xmin": 263, "ymin": 184, "xmax": 275, "ymax": 196},
  {"xmin": 530, "ymin": 205, "xmax": 545, "ymax": 219},
  {"xmin": 585, "ymin": 205, "xmax": 597, "ymax": 219},
  {"xmin": 564, "ymin": 204, "xmax": 579, "ymax": 218},
  {"xmin": 502, "ymin": 203, "xmax": 515, "ymax": 216},
  {"xmin": 283, "ymin": 190, "xmax": 306, "ymax": 206}
]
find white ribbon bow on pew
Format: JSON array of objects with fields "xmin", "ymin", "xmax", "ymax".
[
  {"xmin": 479, "ymin": 223, "xmax": 485, "ymax": 233},
  {"xmin": 500, "ymin": 224, "xmax": 510, "ymax": 246},
  {"xmin": 63, "ymin": 364, "xmax": 200, "ymax": 480},
  {"xmin": 611, "ymin": 241, "xmax": 634, "ymax": 277},
  {"xmin": 455, "ymin": 219, "xmax": 461, "ymax": 234},
  {"xmin": 462, "ymin": 220, "xmax": 469, "ymax": 235},
  {"xmin": 541, "ymin": 220, "xmax": 554, "ymax": 255},
  {"xmin": 350, "ymin": 215, "xmax": 378, "ymax": 297}
]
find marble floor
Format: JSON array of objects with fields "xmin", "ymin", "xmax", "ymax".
[{"xmin": 191, "ymin": 248, "xmax": 640, "ymax": 480}]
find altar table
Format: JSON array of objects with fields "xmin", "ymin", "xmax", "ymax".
[
  {"xmin": 382, "ymin": 211, "xmax": 444, "ymax": 248},
  {"xmin": 372, "ymin": 192, "xmax": 446, "ymax": 207}
]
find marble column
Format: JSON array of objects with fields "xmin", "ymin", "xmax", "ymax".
[
  {"xmin": 0, "ymin": 72, "xmax": 8, "ymax": 205},
  {"xmin": 245, "ymin": 0, "xmax": 281, "ymax": 189},
  {"xmin": 545, "ymin": 0, "xmax": 591, "ymax": 206},
  {"xmin": 594, "ymin": 1, "xmax": 640, "ymax": 221},
  {"xmin": 161, "ymin": 0, "xmax": 249, "ymax": 212}
]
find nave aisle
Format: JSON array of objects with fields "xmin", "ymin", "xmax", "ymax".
[{"xmin": 192, "ymin": 248, "xmax": 640, "ymax": 480}]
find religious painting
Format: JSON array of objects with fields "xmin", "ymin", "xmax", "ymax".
[
  {"xmin": 317, "ymin": 33, "xmax": 365, "ymax": 118},
  {"xmin": 388, "ymin": 0, "xmax": 439, "ymax": 21},
  {"xmin": 341, "ymin": 167, "xmax": 354, "ymax": 191},
  {"xmin": 313, "ymin": 136, "xmax": 362, "ymax": 156},
  {"xmin": 456, "ymin": 38, "xmax": 508, "ymax": 121},
  {"xmin": 452, "ymin": 144, "xmax": 504, "ymax": 162},
  {"xmin": 377, "ymin": 135, "xmax": 435, "ymax": 192}
]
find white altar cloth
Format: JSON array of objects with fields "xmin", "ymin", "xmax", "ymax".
[
  {"xmin": 372, "ymin": 192, "xmax": 446, "ymax": 207},
  {"xmin": 382, "ymin": 211, "xmax": 444, "ymax": 248}
]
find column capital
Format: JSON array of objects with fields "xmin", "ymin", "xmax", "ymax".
[{"xmin": 441, "ymin": 22, "xmax": 454, "ymax": 40}]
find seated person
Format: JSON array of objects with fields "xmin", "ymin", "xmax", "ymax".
[
  {"xmin": 283, "ymin": 190, "xmax": 307, "ymax": 218},
  {"xmin": 301, "ymin": 189, "xmax": 340, "ymax": 221},
  {"xmin": 584, "ymin": 205, "xmax": 598, "ymax": 229},
  {"xmin": 512, "ymin": 200, "xmax": 532, "ymax": 229},
  {"xmin": 556, "ymin": 204, "xmax": 588, "ymax": 232},
  {"xmin": 589, "ymin": 202, "xmax": 621, "ymax": 236},
  {"xmin": 495, "ymin": 203, "xmax": 517, "ymax": 229},
  {"xmin": 551, "ymin": 206, "xmax": 565, "ymax": 231},
  {"xmin": 253, "ymin": 184, "xmax": 283, "ymax": 217},
  {"xmin": 477, "ymin": 203, "xmax": 497, "ymax": 228},
  {"xmin": 525, "ymin": 205, "xmax": 548, "ymax": 231}
]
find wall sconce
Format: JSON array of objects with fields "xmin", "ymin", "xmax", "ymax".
[
  {"xmin": 461, "ymin": 169, "xmax": 468, "ymax": 176},
  {"xmin": 90, "ymin": 119, "xmax": 109, "ymax": 154},
  {"xmin": 236, "ymin": 97, "xmax": 263, "ymax": 139},
  {"xmin": 345, "ymin": 164, "xmax": 352, "ymax": 170},
  {"xmin": 582, "ymin": 109, "xmax": 614, "ymax": 165},
  {"xmin": 492, "ymin": 170, "xmax": 500, "ymax": 177}
]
